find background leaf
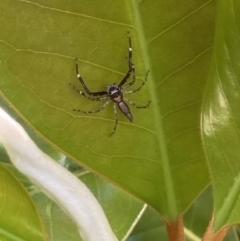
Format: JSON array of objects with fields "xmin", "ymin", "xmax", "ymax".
[
  {"xmin": 0, "ymin": 0, "xmax": 215, "ymax": 221},
  {"xmin": 0, "ymin": 163, "xmax": 46, "ymax": 241},
  {"xmin": 201, "ymin": 0, "xmax": 240, "ymax": 231}
]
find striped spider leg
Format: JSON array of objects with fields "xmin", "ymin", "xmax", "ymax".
[
  {"xmin": 123, "ymin": 70, "xmax": 151, "ymax": 109},
  {"xmin": 69, "ymin": 59, "xmax": 109, "ymax": 113}
]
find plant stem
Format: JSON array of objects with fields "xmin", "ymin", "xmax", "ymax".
[
  {"xmin": 202, "ymin": 214, "xmax": 229, "ymax": 241},
  {"xmin": 165, "ymin": 216, "xmax": 185, "ymax": 241}
]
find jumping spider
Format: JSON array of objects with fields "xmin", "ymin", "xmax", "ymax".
[{"xmin": 69, "ymin": 36, "xmax": 150, "ymax": 135}]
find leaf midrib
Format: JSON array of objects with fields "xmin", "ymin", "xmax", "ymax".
[{"xmin": 130, "ymin": 0, "xmax": 178, "ymax": 218}]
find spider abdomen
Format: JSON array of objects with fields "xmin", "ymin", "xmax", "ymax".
[{"xmin": 118, "ymin": 101, "xmax": 133, "ymax": 122}]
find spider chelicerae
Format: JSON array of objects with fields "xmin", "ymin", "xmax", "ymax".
[{"xmin": 69, "ymin": 35, "xmax": 151, "ymax": 136}]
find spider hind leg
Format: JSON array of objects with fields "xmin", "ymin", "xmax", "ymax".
[
  {"xmin": 109, "ymin": 104, "xmax": 119, "ymax": 136},
  {"xmin": 124, "ymin": 98, "xmax": 151, "ymax": 109}
]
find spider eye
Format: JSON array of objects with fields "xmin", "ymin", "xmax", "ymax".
[
  {"xmin": 109, "ymin": 87, "xmax": 118, "ymax": 93},
  {"xmin": 109, "ymin": 87, "xmax": 116, "ymax": 92},
  {"xmin": 109, "ymin": 88, "xmax": 119, "ymax": 96},
  {"xmin": 107, "ymin": 85, "xmax": 119, "ymax": 95}
]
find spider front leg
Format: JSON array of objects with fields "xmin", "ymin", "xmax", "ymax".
[
  {"xmin": 75, "ymin": 58, "xmax": 107, "ymax": 97},
  {"xmin": 69, "ymin": 83, "xmax": 107, "ymax": 101},
  {"xmin": 119, "ymin": 35, "xmax": 136, "ymax": 88}
]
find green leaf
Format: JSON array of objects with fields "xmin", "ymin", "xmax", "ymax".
[
  {"xmin": 0, "ymin": 0, "xmax": 214, "ymax": 219},
  {"xmin": 0, "ymin": 163, "xmax": 46, "ymax": 241},
  {"xmin": 201, "ymin": 0, "xmax": 240, "ymax": 230}
]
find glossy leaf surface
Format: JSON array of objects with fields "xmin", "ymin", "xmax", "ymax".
[{"xmin": 202, "ymin": 0, "xmax": 240, "ymax": 231}]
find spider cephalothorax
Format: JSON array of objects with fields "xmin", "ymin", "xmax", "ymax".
[
  {"xmin": 69, "ymin": 35, "xmax": 150, "ymax": 135},
  {"xmin": 107, "ymin": 84, "xmax": 122, "ymax": 101}
]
